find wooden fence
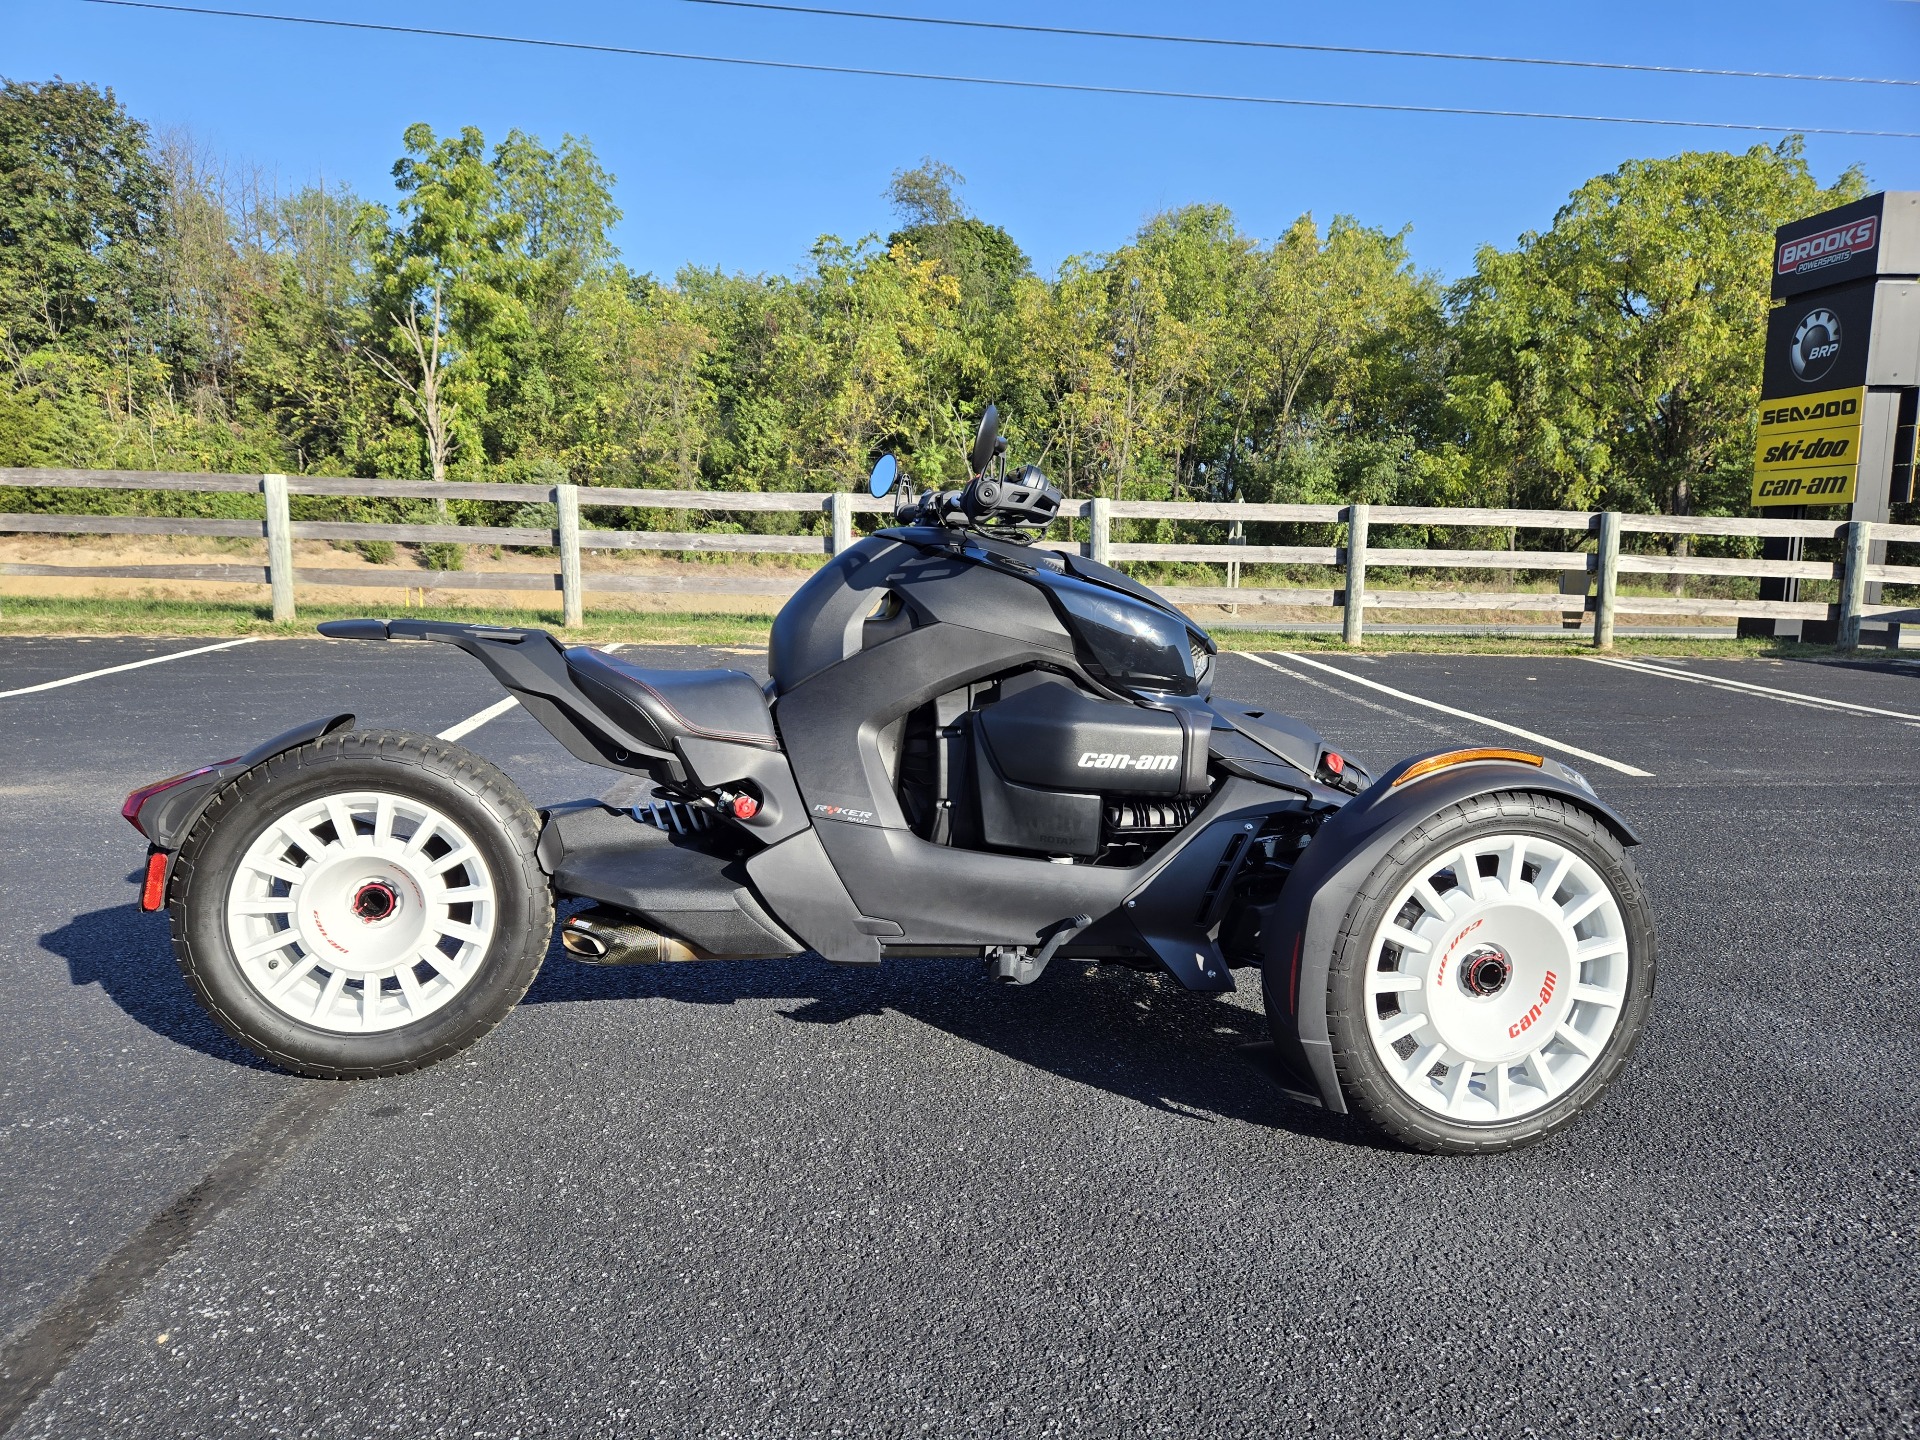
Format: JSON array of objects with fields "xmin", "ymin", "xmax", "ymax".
[{"xmin": 3, "ymin": 468, "xmax": 1916, "ymax": 649}]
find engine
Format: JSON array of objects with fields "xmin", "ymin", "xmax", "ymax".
[{"xmin": 894, "ymin": 672, "xmax": 1213, "ymax": 865}]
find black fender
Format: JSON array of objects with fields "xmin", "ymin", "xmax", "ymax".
[
  {"xmin": 133, "ymin": 714, "xmax": 358, "ymax": 850},
  {"xmin": 1264, "ymin": 753, "xmax": 1640, "ymax": 1113}
]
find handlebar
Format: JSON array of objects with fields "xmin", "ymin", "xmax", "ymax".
[{"xmin": 897, "ymin": 465, "xmax": 1062, "ymax": 532}]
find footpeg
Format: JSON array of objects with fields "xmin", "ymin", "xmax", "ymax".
[{"xmin": 987, "ymin": 914, "xmax": 1091, "ymax": 986}]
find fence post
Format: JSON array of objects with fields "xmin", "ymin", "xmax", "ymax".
[
  {"xmin": 1593, "ymin": 510, "xmax": 1621, "ymax": 651},
  {"xmin": 1225, "ymin": 494, "xmax": 1244, "ymax": 616},
  {"xmin": 556, "ymin": 484, "xmax": 583, "ymax": 629},
  {"xmin": 827, "ymin": 491, "xmax": 854, "ymax": 556},
  {"xmin": 1838, "ymin": 519, "xmax": 1872, "ymax": 649},
  {"xmin": 1089, "ymin": 496, "xmax": 1112, "ymax": 567},
  {"xmin": 1341, "ymin": 503, "xmax": 1369, "ymax": 647},
  {"xmin": 261, "ymin": 473, "xmax": 294, "ymax": 623}
]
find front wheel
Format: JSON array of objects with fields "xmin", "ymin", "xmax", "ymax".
[
  {"xmin": 1323, "ymin": 791, "xmax": 1655, "ymax": 1154},
  {"xmin": 169, "ymin": 729, "xmax": 553, "ymax": 1079}
]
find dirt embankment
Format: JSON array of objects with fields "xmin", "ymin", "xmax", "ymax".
[
  {"xmin": 0, "ymin": 535, "xmax": 813, "ymax": 616},
  {"xmin": 0, "ymin": 534, "xmax": 1617, "ymax": 629}
]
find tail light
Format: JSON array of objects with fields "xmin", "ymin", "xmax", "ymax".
[{"xmin": 121, "ymin": 762, "xmax": 235, "ymax": 836}]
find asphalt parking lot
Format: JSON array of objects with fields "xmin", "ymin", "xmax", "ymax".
[{"xmin": 3, "ymin": 634, "xmax": 1918, "ymax": 1438}]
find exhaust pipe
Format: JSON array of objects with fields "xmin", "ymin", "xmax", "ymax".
[{"xmin": 560, "ymin": 907, "xmax": 786, "ymax": 965}]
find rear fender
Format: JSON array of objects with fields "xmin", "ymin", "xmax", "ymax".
[
  {"xmin": 132, "ymin": 713, "xmax": 357, "ymax": 849},
  {"xmin": 1265, "ymin": 754, "xmax": 1639, "ymax": 1112}
]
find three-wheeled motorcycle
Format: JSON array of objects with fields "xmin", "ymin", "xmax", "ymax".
[{"xmin": 122, "ymin": 408, "xmax": 1654, "ymax": 1153}]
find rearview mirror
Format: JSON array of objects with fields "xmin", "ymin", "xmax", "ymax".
[
  {"xmin": 968, "ymin": 404, "xmax": 1000, "ymax": 478},
  {"xmin": 867, "ymin": 453, "xmax": 898, "ymax": 499}
]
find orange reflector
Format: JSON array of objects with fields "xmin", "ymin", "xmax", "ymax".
[
  {"xmin": 140, "ymin": 850, "xmax": 169, "ymax": 912},
  {"xmin": 1392, "ymin": 747, "xmax": 1544, "ymax": 787}
]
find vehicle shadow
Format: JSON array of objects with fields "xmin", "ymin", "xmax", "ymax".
[
  {"xmin": 522, "ymin": 936, "xmax": 1358, "ymax": 1146},
  {"xmin": 43, "ymin": 889, "xmax": 273, "ymax": 1070},
  {"xmin": 49, "ymin": 893, "xmax": 1356, "ymax": 1145}
]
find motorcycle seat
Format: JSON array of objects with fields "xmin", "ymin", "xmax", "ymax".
[{"xmin": 565, "ymin": 647, "xmax": 780, "ymax": 752}]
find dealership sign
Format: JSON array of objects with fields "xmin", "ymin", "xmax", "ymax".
[
  {"xmin": 1777, "ymin": 217, "xmax": 1878, "ymax": 283},
  {"xmin": 1770, "ymin": 195, "xmax": 1888, "ymax": 300},
  {"xmin": 1750, "ymin": 385, "xmax": 1864, "ymax": 507}
]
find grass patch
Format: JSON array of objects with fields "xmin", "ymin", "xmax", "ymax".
[
  {"xmin": 1212, "ymin": 630, "xmax": 1841, "ymax": 660},
  {"xmin": 0, "ymin": 595, "xmax": 778, "ymax": 648},
  {"xmin": 0, "ymin": 593, "xmax": 1861, "ymax": 659}
]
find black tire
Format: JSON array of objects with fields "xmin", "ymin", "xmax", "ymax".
[
  {"xmin": 1322, "ymin": 791, "xmax": 1656, "ymax": 1155},
  {"xmin": 169, "ymin": 729, "xmax": 553, "ymax": 1079}
]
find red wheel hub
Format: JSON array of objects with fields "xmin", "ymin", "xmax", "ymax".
[{"xmin": 352, "ymin": 880, "xmax": 399, "ymax": 922}]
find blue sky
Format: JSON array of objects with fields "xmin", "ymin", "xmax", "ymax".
[{"xmin": 9, "ymin": 0, "xmax": 1919, "ymax": 282}]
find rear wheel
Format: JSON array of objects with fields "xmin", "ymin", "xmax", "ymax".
[
  {"xmin": 170, "ymin": 730, "xmax": 552, "ymax": 1079},
  {"xmin": 1324, "ymin": 791, "xmax": 1655, "ymax": 1154}
]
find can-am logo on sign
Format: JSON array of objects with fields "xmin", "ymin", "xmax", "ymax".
[{"xmin": 1776, "ymin": 217, "xmax": 1877, "ymax": 278}]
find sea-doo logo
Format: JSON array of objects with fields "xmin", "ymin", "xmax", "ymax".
[
  {"xmin": 1790, "ymin": 308, "xmax": 1843, "ymax": 382},
  {"xmin": 1077, "ymin": 751, "xmax": 1179, "ymax": 772},
  {"xmin": 1777, "ymin": 216, "xmax": 1877, "ymax": 277},
  {"xmin": 1760, "ymin": 396, "xmax": 1858, "ymax": 426}
]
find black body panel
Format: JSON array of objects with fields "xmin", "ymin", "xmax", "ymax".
[
  {"xmin": 976, "ymin": 680, "xmax": 1192, "ymax": 796},
  {"xmin": 539, "ymin": 802, "xmax": 801, "ymax": 957},
  {"xmin": 774, "ymin": 618, "xmax": 1087, "ymax": 833},
  {"xmin": 744, "ymin": 830, "xmax": 896, "ymax": 966},
  {"xmin": 768, "ymin": 538, "xmax": 913, "ymax": 693}
]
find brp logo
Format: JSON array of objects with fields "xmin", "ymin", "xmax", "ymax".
[{"xmin": 1790, "ymin": 308, "xmax": 1843, "ymax": 382}]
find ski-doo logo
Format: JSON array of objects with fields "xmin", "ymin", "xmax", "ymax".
[
  {"xmin": 1760, "ymin": 435, "xmax": 1852, "ymax": 465},
  {"xmin": 1077, "ymin": 751, "xmax": 1179, "ymax": 772},
  {"xmin": 1777, "ymin": 216, "xmax": 1876, "ymax": 277}
]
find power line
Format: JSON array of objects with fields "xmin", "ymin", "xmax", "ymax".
[
  {"xmin": 673, "ymin": 0, "xmax": 1920, "ymax": 89},
  {"xmin": 83, "ymin": 0, "xmax": 1920, "ymax": 139}
]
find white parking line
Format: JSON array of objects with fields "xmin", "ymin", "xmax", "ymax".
[
  {"xmin": 437, "ymin": 697, "xmax": 519, "ymax": 742},
  {"xmin": 0, "ymin": 637, "xmax": 261, "ymax": 700},
  {"xmin": 434, "ymin": 643, "xmax": 623, "ymax": 742},
  {"xmin": 1586, "ymin": 654, "xmax": 1920, "ymax": 723},
  {"xmin": 1238, "ymin": 651, "xmax": 1655, "ymax": 778}
]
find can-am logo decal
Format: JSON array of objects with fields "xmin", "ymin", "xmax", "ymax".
[
  {"xmin": 1777, "ymin": 217, "xmax": 1876, "ymax": 277},
  {"xmin": 1790, "ymin": 308, "xmax": 1843, "ymax": 382},
  {"xmin": 1508, "ymin": 970, "xmax": 1559, "ymax": 1038},
  {"xmin": 1077, "ymin": 751, "xmax": 1179, "ymax": 772}
]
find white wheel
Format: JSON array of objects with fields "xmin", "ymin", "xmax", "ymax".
[
  {"xmin": 1318, "ymin": 791, "xmax": 1655, "ymax": 1154},
  {"xmin": 1361, "ymin": 832, "xmax": 1628, "ymax": 1122},
  {"xmin": 173, "ymin": 730, "xmax": 551, "ymax": 1079},
  {"xmin": 225, "ymin": 791, "xmax": 498, "ymax": 1034}
]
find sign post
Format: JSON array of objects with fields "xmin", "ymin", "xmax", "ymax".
[{"xmin": 1743, "ymin": 193, "xmax": 1920, "ymax": 644}]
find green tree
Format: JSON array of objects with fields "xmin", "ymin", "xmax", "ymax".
[
  {"xmin": 0, "ymin": 78, "xmax": 169, "ymax": 359},
  {"xmin": 236, "ymin": 183, "xmax": 382, "ymax": 472},
  {"xmin": 1451, "ymin": 140, "xmax": 1866, "ymax": 517},
  {"xmin": 887, "ymin": 157, "xmax": 1036, "ymax": 451},
  {"xmin": 363, "ymin": 122, "xmax": 621, "ymax": 496}
]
